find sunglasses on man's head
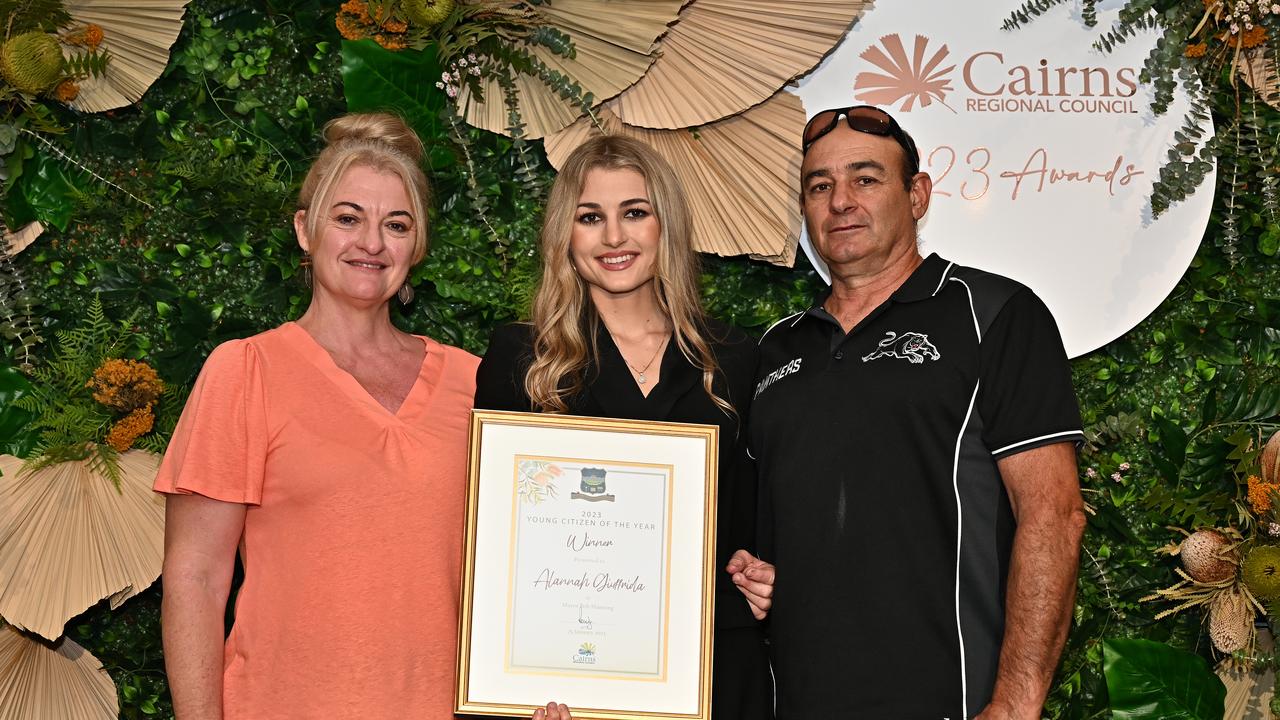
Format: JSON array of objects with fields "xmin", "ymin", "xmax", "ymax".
[{"xmin": 801, "ymin": 105, "xmax": 920, "ymax": 175}]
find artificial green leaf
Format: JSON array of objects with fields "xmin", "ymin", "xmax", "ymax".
[
  {"xmin": 340, "ymin": 39, "xmax": 449, "ymax": 170},
  {"xmin": 1103, "ymin": 638, "xmax": 1225, "ymax": 720},
  {"xmin": 0, "ymin": 362, "xmax": 37, "ymax": 457},
  {"xmin": 1258, "ymin": 224, "xmax": 1279, "ymax": 257},
  {"xmin": 15, "ymin": 150, "xmax": 83, "ymax": 232},
  {"xmin": 1150, "ymin": 412, "xmax": 1188, "ymax": 479}
]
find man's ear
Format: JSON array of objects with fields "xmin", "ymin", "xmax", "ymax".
[
  {"xmin": 294, "ymin": 210, "xmax": 312, "ymax": 254},
  {"xmin": 910, "ymin": 172, "xmax": 933, "ymax": 221}
]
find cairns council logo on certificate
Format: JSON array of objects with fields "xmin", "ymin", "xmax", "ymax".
[{"xmin": 507, "ymin": 457, "xmax": 674, "ymax": 678}]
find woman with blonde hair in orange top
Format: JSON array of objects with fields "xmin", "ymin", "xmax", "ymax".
[{"xmin": 155, "ymin": 112, "xmax": 481, "ymax": 719}]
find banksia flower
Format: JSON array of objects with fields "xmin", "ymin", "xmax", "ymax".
[
  {"xmin": 1208, "ymin": 587, "xmax": 1253, "ymax": 653},
  {"xmin": 0, "ymin": 32, "xmax": 65, "ymax": 94},
  {"xmin": 1179, "ymin": 529, "xmax": 1238, "ymax": 583},
  {"xmin": 1242, "ymin": 545, "xmax": 1280, "ymax": 599},
  {"xmin": 403, "ymin": 0, "xmax": 455, "ymax": 28}
]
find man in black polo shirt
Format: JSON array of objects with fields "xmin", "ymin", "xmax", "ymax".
[{"xmin": 728, "ymin": 106, "xmax": 1086, "ymax": 719}]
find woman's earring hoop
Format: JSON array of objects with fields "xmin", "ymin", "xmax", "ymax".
[
  {"xmin": 300, "ymin": 252, "xmax": 313, "ymax": 289},
  {"xmin": 397, "ymin": 282, "xmax": 415, "ymax": 305}
]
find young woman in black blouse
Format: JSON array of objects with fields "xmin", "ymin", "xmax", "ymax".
[{"xmin": 475, "ymin": 135, "xmax": 773, "ymax": 720}]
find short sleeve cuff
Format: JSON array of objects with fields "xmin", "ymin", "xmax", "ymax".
[{"xmin": 990, "ymin": 429, "xmax": 1085, "ymax": 460}]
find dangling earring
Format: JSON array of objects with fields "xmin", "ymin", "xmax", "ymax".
[
  {"xmin": 397, "ymin": 282, "xmax": 415, "ymax": 305},
  {"xmin": 300, "ymin": 252, "xmax": 313, "ymax": 289}
]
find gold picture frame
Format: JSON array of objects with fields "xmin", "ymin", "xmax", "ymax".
[{"xmin": 456, "ymin": 410, "xmax": 719, "ymax": 719}]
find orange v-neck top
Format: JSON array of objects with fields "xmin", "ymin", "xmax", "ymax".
[{"xmin": 154, "ymin": 322, "xmax": 479, "ymax": 719}]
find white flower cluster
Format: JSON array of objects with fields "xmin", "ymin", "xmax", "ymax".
[
  {"xmin": 435, "ymin": 53, "xmax": 481, "ymax": 98},
  {"xmin": 1226, "ymin": 0, "xmax": 1280, "ymax": 34}
]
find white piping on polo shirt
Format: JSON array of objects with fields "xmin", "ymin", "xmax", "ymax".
[
  {"xmin": 932, "ymin": 261, "xmax": 956, "ymax": 296},
  {"xmin": 952, "ymin": 381, "xmax": 980, "ymax": 720},
  {"xmin": 759, "ymin": 311, "xmax": 805, "ymax": 344},
  {"xmin": 948, "ymin": 271, "xmax": 980, "ymax": 720},
  {"xmin": 949, "ymin": 277, "xmax": 982, "ymax": 341},
  {"xmin": 992, "ymin": 430, "xmax": 1084, "ymax": 456}
]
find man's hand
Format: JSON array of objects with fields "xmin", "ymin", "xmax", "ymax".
[
  {"xmin": 532, "ymin": 702, "xmax": 571, "ymax": 720},
  {"xmin": 726, "ymin": 549, "xmax": 775, "ymax": 620}
]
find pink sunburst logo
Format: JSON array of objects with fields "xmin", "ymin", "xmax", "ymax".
[{"xmin": 854, "ymin": 34, "xmax": 957, "ymax": 113}]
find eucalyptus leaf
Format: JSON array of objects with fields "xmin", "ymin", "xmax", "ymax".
[{"xmin": 1103, "ymin": 638, "xmax": 1225, "ymax": 720}]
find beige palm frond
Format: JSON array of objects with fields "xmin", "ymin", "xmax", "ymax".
[
  {"xmin": 0, "ymin": 624, "xmax": 118, "ymax": 720},
  {"xmin": 0, "ymin": 451, "xmax": 165, "ymax": 642},
  {"xmin": 3, "ymin": 222, "xmax": 43, "ymax": 256},
  {"xmin": 1240, "ymin": 45, "xmax": 1279, "ymax": 112},
  {"xmin": 63, "ymin": 0, "xmax": 192, "ymax": 112},
  {"xmin": 544, "ymin": 90, "xmax": 804, "ymax": 265},
  {"xmin": 609, "ymin": 0, "xmax": 872, "ymax": 129},
  {"xmin": 460, "ymin": 0, "xmax": 683, "ymax": 139}
]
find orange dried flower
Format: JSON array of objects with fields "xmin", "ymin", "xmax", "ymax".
[
  {"xmin": 336, "ymin": 15, "xmax": 367, "ymax": 40},
  {"xmin": 1240, "ymin": 25, "xmax": 1267, "ymax": 49},
  {"xmin": 88, "ymin": 358, "xmax": 164, "ymax": 412},
  {"xmin": 1248, "ymin": 475, "xmax": 1279, "ymax": 515},
  {"xmin": 374, "ymin": 34, "xmax": 407, "ymax": 50},
  {"xmin": 1185, "ymin": 42, "xmax": 1209, "ymax": 58},
  {"xmin": 105, "ymin": 405, "xmax": 155, "ymax": 452},
  {"xmin": 53, "ymin": 79, "xmax": 80, "ymax": 102},
  {"xmin": 62, "ymin": 24, "xmax": 105, "ymax": 49},
  {"xmin": 381, "ymin": 18, "xmax": 408, "ymax": 33},
  {"xmin": 341, "ymin": 0, "xmax": 371, "ymax": 20},
  {"xmin": 84, "ymin": 24, "xmax": 104, "ymax": 49}
]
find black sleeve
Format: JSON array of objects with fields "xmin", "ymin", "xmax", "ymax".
[
  {"xmin": 977, "ymin": 288, "xmax": 1084, "ymax": 460},
  {"xmin": 474, "ymin": 323, "xmax": 535, "ymax": 412},
  {"xmin": 717, "ymin": 325, "xmax": 761, "ymax": 557}
]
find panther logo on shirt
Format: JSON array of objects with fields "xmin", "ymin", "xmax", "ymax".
[{"xmin": 861, "ymin": 331, "xmax": 940, "ymax": 364}]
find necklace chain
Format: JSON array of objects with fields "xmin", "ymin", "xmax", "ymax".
[{"xmin": 612, "ymin": 332, "xmax": 667, "ymax": 384}]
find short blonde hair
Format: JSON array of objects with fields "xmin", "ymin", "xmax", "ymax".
[{"xmin": 297, "ymin": 112, "xmax": 432, "ymax": 263}]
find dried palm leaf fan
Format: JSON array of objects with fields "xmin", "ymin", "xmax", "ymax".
[
  {"xmin": 544, "ymin": 90, "xmax": 804, "ymax": 265},
  {"xmin": 608, "ymin": 0, "xmax": 872, "ymax": 129},
  {"xmin": 459, "ymin": 0, "xmax": 683, "ymax": 139},
  {"xmin": 0, "ymin": 451, "xmax": 165, "ymax": 642},
  {"xmin": 3, "ymin": 222, "xmax": 43, "ymax": 256},
  {"xmin": 61, "ymin": 0, "xmax": 192, "ymax": 112},
  {"xmin": 0, "ymin": 624, "xmax": 118, "ymax": 720},
  {"xmin": 1240, "ymin": 45, "xmax": 1279, "ymax": 112}
]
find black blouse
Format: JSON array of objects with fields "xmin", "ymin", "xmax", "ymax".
[{"xmin": 474, "ymin": 319, "xmax": 761, "ymax": 630}]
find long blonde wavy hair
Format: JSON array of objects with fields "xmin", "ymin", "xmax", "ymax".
[{"xmin": 525, "ymin": 135, "xmax": 733, "ymax": 417}]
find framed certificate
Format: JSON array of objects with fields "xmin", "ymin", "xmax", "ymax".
[{"xmin": 456, "ymin": 410, "xmax": 718, "ymax": 720}]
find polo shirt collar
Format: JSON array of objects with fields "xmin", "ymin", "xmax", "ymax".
[{"xmin": 803, "ymin": 252, "xmax": 952, "ymax": 324}]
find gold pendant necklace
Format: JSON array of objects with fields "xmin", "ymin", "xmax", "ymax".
[{"xmin": 614, "ymin": 333, "xmax": 667, "ymax": 384}]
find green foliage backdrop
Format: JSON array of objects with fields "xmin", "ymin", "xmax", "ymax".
[{"xmin": 2, "ymin": 1, "xmax": 1278, "ymax": 717}]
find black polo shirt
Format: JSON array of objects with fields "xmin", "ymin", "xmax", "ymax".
[{"xmin": 750, "ymin": 253, "xmax": 1083, "ymax": 719}]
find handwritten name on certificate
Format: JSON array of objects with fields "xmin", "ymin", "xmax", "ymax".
[{"xmin": 506, "ymin": 456, "xmax": 673, "ymax": 678}]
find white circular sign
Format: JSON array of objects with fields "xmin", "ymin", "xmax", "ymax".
[{"xmin": 790, "ymin": 0, "xmax": 1215, "ymax": 358}]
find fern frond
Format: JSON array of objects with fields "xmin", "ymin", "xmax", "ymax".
[{"xmin": 62, "ymin": 49, "xmax": 111, "ymax": 79}]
